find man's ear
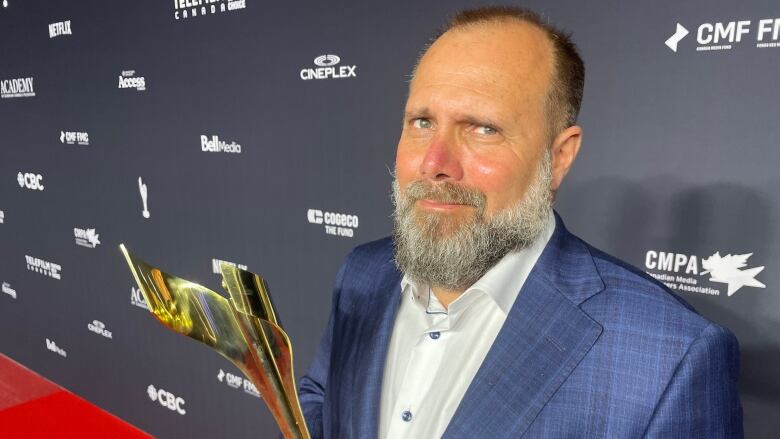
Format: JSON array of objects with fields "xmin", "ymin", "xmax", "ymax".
[{"xmin": 550, "ymin": 125, "xmax": 582, "ymax": 192}]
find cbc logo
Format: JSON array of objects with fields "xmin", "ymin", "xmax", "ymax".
[
  {"xmin": 17, "ymin": 172, "xmax": 44, "ymax": 191},
  {"xmin": 147, "ymin": 385, "xmax": 186, "ymax": 415},
  {"xmin": 307, "ymin": 209, "xmax": 359, "ymax": 228}
]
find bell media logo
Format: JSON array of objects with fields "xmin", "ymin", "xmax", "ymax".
[
  {"xmin": 666, "ymin": 18, "xmax": 780, "ymax": 52},
  {"xmin": 147, "ymin": 385, "xmax": 186, "ymax": 415},
  {"xmin": 201, "ymin": 135, "xmax": 241, "ymax": 153},
  {"xmin": 173, "ymin": 0, "xmax": 246, "ymax": 20},
  {"xmin": 17, "ymin": 172, "xmax": 44, "ymax": 191},
  {"xmin": 74, "ymin": 227, "xmax": 101, "ymax": 248},
  {"xmin": 46, "ymin": 338, "xmax": 67, "ymax": 357},
  {"xmin": 300, "ymin": 54, "xmax": 357, "ymax": 80},
  {"xmin": 48, "ymin": 20, "xmax": 71, "ymax": 38},
  {"xmin": 118, "ymin": 70, "xmax": 146, "ymax": 91},
  {"xmin": 645, "ymin": 250, "xmax": 765, "ymax": 297},
  {"xmin": 1, "ymin": 77, "xmax": 35, "ymax": 98},
  {"xmin": 61, "ymin": 130, "xmax": 89, "ymax": 146},
  {"xmin": 26, "ymin": 255, "xmax": 61, "ymax": 279}
]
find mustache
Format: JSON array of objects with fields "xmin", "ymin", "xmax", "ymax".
[{"xmin": 402, "ymin": 180, "xmax": 486, "ymax": 208}]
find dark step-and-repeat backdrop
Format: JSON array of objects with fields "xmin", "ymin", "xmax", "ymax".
[{"xmin": 1, "ymin": 1, "xmax": 778, "ymax": 437}]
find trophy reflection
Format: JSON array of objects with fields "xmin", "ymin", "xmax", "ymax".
[{"xmin": 120, "ymin": 244, "xmax": 310, "ymax": 439}]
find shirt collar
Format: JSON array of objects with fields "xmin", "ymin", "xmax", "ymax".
[{"xmin": 400, "ymin": 209, "xmax": 556, "ymax": 315}]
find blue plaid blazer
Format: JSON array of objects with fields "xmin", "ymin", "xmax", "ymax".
[{"xmin": 297, "ymin": 213, "xmax": 743, "ymax": 438}]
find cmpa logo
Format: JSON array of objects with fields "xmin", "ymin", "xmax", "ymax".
[
  {"xmin": 60, "ymin": 130, "xmax": 89, "ymax": 146},
  {"xmin": 87, "ymin": 320, "xmax": 113, "ymax": 339},
  {"xmin": 48, "ymin": 20, "xmax": 72, "ymax": 38},
  {"xmin": 212, "ymin": 258, "xmax": 247, "ymax": 274},
  {"xmin": 174, "ymin": 0, "xmax": 246, "ymax": 20},
  {"xmin": 201, "ymin": 135, "xmax": 241, "ymax": 154},
  {"xmin": 307, "ymin": 208, "xmax": 359, "ymax": 238},
  {"xmin": 26, "ymin": 255, "xmax": 61, "ymax": 280},
  {"xmin": 666, "ymin": 18, "xmax": 780, "ymax": 52},
  {"xmin": 46, "ymin": 338, "xmax": 67, "ymax": 357},
  {"xmin": 118, "ymin": 70, "xmax": 146, "ymax": 91},
  {"xmin": 1, "ymin": 77, "xmax": 35, "ymax": 99},
  {"xmin": 131, "ymin": 285, "xmax": 149, "ymax": 310},
  {"xmin": 217, "ymin": 369, "xmax": 260, "ymax": 398},
  {"xmin": 645, "ymin": 250, "xmax": 765, "ymax": 297},
  {"xmin": 300, "ymin": 54, "xmax": 357, "ymax": 81},
  {"xmin": 74, "ymin": 227, "xmax": 101, "ymax": 248},
  {"xmin": 2, "ymin": 282, "xmax": 16, "ymax": 299},
  {"xmin": 17, "ymin": 172, "xmax": 44, "ymax": 191},
  {"xmin": 147, "ymin": 385, "xmax": 186, "ymax": 415}
]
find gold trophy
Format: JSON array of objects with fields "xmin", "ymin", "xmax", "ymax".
[{"xmin": 120, "ymin": 244, "xmax": 310, "ymax": 439}]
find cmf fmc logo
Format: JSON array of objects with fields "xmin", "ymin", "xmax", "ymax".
[{"xmin": 300, "ymin": 54, "xmax": 357, "ymax": 81}]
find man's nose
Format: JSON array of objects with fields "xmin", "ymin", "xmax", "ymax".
[{"xmin": 419, "ymin": 130, "xmax": 464, "ymax": 182}]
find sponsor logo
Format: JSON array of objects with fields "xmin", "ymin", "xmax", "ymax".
[
  {"xmin": 138, "ymin": 177, "xmax": 150, "ymax": 218},
  {"xmin": 147, "ymin": 385, "xmax": 186, "ymax": 415},
  {"xmin": 74, "ymin": 227, "xmax": 101, "ymax": 248},
  {"xmin": 216, "ymin": 369, "xmax": 260, "ymax": 398},
  {"xmin": 48, "ymin": 20, "xmax": 71, "ymax": 38},
  {"xmin": 201, "ymin": 135, "xmax": 241, "ymax": 154},
  {"xmin": 0, "ymin": 209, "xmax": 4, "ymax": 223},
  {"xmin": 645, "ymin": 250, "xmax": 766, "ymax": 296},
  {"xmin": 118, "ymin": 70, "xmax": 146, "ymax": 91},
  {"xmin": 173, "ymin": 0, "xmax": 246, "ymax": 20},
  {"xmin": 1, "ymin": 77, "xmax": 35, "ymax": 99},
  {"xmin": 17, "ymin": 172, "xmax": 44, "ymax": 191},
  {"xmin": 300, "ymin": 54, "xmax": 357, "ymax": 80},
  {"xmin": 26, "ymin": 255, "xmax": 61, "ymax": 279},
  {"xmin": 46, "ymin": 338, "xmax": 67, "ymax": 357},
  {"xmin": 87, "ymin": 320, "xmax": 113, "ymax": 339},
  {"xmin": 307, "ymin": 208, "xmax": 359, "ymax": 238},
  {"xmin": 667, "ymin": 18, "xmax": 780, "ymax": 52},
  {"xmin": 60, "ymin": 130, "xmax": 89, "ymax": 146},
  {"xmin": 2, "ymin": 282, "xmax": 16, "ymax": 299},
  {"xmin": 212, "ymin": 258, "xmax": 247, "ymax": 274},
  {"xmin": 131, "ymin": 285, "xmax": 150, "ymax": 310}
]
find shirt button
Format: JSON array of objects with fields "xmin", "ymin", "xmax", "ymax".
[
  {"xmin": 401, "ymin": 410, "xmax": 413, "ymax": 422},
  {"xmin": 429, "ymin": 331, "xmax": 440, "ymax": 340}
]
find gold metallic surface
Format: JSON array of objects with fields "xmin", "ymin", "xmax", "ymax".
[{"xmin": 120, "ymin": 244, "xmax": 310, "ymax": 439}]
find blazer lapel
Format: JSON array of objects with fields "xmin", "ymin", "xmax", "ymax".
[{"xmin": 444, "ymin": 214, "xmax": 605, "ymax": 438}]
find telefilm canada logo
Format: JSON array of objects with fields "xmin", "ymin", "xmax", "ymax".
[
  {"xmin": 216, "ymin": 369, "xmax": 260, "ymax": 398},
  {"xmin": 2, "ymin": 282, "xmax": 16, "ymax": 299},
  {"xmin": 46, "ymin": 338, "xmax": 67, "ymax": 357},
  {"xmin": 147, "ymin": 385, "xmax": 187, "ymax": 415},
  {"xmin": 173, "ymin": 0, "xmax": 246, "ymax": 20},
  {"xmin": 131, "ymin": 285, "xmax": 150, "ymax": 310},
  {"xmin": 74, "ymin": 227, "xmax": 101, "ymax": 248},
  {"xmin": 212, "ymin": 258, "xmax": 247, "ymax": 274},
  {"xmin": 645, "ymin": 250, "xmax": 766, "ymax": 297},
  {"xmin": 666, "ymin": 17, "xmax": 780, "ymax": 52},
  {"xmin": 26, "ymin": 255, "xmax": 62, "ymax": 280},
  {"xmin": 1, "ymin": 77, "xmax": 35, "ymax": 99},
  {"xmin": 61, "ymin": 130, "xmax": 89, "ymax": 146},
  {"xmin": 118, "ymin": 70, "xmax": 146, "ymax": 91},
  {"xmin": 17, "ymin": 172, "xmax": 44, "ymax": 191},
  {"xmin": 48, "ymin": 20, "xmax": 71, "ymax": 38},
  {"xmin": 307, "ymin": 208, "xmax": 359, "ymax": 238},
  {"xmin": 87, "ymin": 320, "xmax": 113, "ymax": 339},
  {"xmin": 300, "ymin": 54, "xmax": 357, "ymax": 81},
  {"xmin": 201, "ymin": 135, "xmax": 241, "ymax": 154}
]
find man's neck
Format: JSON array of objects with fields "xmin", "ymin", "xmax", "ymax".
[{"xmin": 431, "ymin": 287, "xmax": 465, "ymax": 310}]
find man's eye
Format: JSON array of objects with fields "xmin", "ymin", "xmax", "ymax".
[
  {"xmin": 475, "ymin": 125, "xmax": 498, "ymax": 135},
  {"xmin": 412, "ymin": 118, "xmax": 432, "ymax": 129}
]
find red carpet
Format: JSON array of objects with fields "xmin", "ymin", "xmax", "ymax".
[{"xmin": 0, "ymin": 353, "xmax": 151, "ymax": 438}]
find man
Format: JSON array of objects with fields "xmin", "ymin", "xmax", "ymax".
[{"xmin": 297, "ymin": 6, "xmax": 742, "ymax": 438}]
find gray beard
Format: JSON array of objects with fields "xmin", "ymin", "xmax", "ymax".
[{"xmin": 391, "ymin": 148, "xmax": 553, "ymax": 291}]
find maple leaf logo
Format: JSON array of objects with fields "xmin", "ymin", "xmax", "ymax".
[
  {"xmin": 701, "ymin": 252, "xmax": 765, "ymax": 296},
  {"xmin": 85, "ymin": 228, "xmax": 100, "ymax": 247}
]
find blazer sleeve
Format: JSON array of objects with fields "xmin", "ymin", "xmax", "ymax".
[
  {"xmin": 295, "ymin": 253, "xmax": 350, "ymax": 439},
  {"xmin": 643, "ymin": 322, "xmax": 743, "ymax": 438}
]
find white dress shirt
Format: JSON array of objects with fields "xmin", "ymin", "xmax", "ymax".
[{"xmin": 378, "ymin": 210, "xmax": 555, "ymax": 439}]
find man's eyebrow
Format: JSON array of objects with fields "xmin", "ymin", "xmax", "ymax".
[
  {"xmin": 459, "ymin": 114, "xmax": 502, "ymax": 129},
  {"xmin": 404, "ymin": 108, "xmax": 431, "ymax": 120}
]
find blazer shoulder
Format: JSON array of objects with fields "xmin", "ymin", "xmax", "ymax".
[{"xmin": 337, "ymin": 236, "xmax": 398, "ymax": 294}]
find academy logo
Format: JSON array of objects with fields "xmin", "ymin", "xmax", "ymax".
[
  {"xmin": 131, "ymin": 285, "xmax": 150, "ymax": 310},
  {"xmin": 138, "ymin": 177, "xmax": 150, "ymax": 218},
  {"xmin": 48, "ymin": 20, "xmax": 71, "ymax": 38},
  {"xmin": 307, "ymin": 208, "xmax": 359, "ymax": 238},
  {"xmin": 2, "ymin": 282, "xmax": 16, "ymax": 299},
  {"xmin": 173, "ymin": 0, "xmax": 246, "ymax": 20},
  {"xmin": 26, "ymin": 255, "xmax": 61, "ymax": 279},
  {"xmin": 300, "ymin": 54, "xmax": 357, "ymax": 81},
  {"xmin": 216, "ymin": 369, "xmax": 260, "ymax": 398},
  {"xmin": 1, "ymin": 77, "xmax": 35, "ymax": 98},
  {"xmin": 74, "ymin": 227, "xmax": 101, "ymax": 248},
  {"xmin": 87, "ymin": 320, "xmax": 113, "ymax": 339},
  {"xmin": 61, "ymin": 130, "xmax": 89, "ymax": 146},
  {"xmin": 645, "ymin": 250, "xmax": 765, "ymax": 297},
  {"xmin": 201, "ymin": 135, "xmax": 241, "ymax": 154},
  {"xmin": 17, "ymin": 172, "xmax": 44, "ymax": 191},
  {"xmin": 147, "ymin": 385, "xmax": 186, "ymax": 415},
  {"xmin": 212, "ymin": 258, "xmax": 247, "ymax": 274},
  {"xmin": 118, "ymin": 70, "xmax": 145, "ymax": 91},
  {"xmin": 666, "ymin": 18, "xmax": 780, "ymax": 52},
  {"xmin": 46, "ymin": 338, "xmax": 67, "ymax": 357}
]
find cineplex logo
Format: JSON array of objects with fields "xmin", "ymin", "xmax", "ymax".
[
  {"xmin": 217, "ymin": 369, "xmax": 260, "ymax": 398},
  {"xmin": 645, "ymin": 250, "xmax": 766, "ymax": 297},
  {"xmin": 61, "ymin": 130, "xmax": 89, "ymax": 146},
  {"xmin": 147, "ymin": 385, "xmax": 186, "ymax": 415},
  {"xmin": 88, "ymin": 320, "xmax": 113, "ymax": 339},
  {"xmin": 1, "ymin": 77, "xmax": 35, "ymax": 99},
  {"xmin": 201, "ymin": 135, "xmax": 241, "ymax": 154},
  {"xmin": 173, "ymin": 0, "xmax": 246, "ymax": 20},
  {"xmin": 666, "ymin": 17, "xmax": 780, "ymax": 52},
  {"xmin": 74, "ymin": 227, "xmax": 101, "ymax": 248},
  {"xmin": 307, "ymin": 208, "xmax": 359, "ymax": 238},
  {"xmin": 131, "ymin": 285, "xmax": 150, "ymax": 310},
  {"xmin": 300, "ymin": 54, "xmax": 357, "ymax": 81},
  {"xmin": 17, "ymin": 172, "xmax": 44, "ymax": 191},
  {"xmin": 2, "ymin": 282, "xmax": 16, "ymax": 299},
  {"xmin": 48, "ymin": 20, "xmax": 72, "ymax": 38},
  {"xmin": 46, "ymin": 338, "xmax": 67, "ymax": 358},
  {"xmin": 26, "ymin": 255, "xmax": 61, "ymax": 279},
  {"xmin": 118, "ymin": 70, "xmax": 146, "ymax": 91},
  {"xmin": 212, "ymin": 258, "xmax": 247, "ymax": 274}
]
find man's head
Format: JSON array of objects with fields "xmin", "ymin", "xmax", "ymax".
[{"xmin": 392, "ymin": 6, "xmax": 585, "ymax": 290}]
